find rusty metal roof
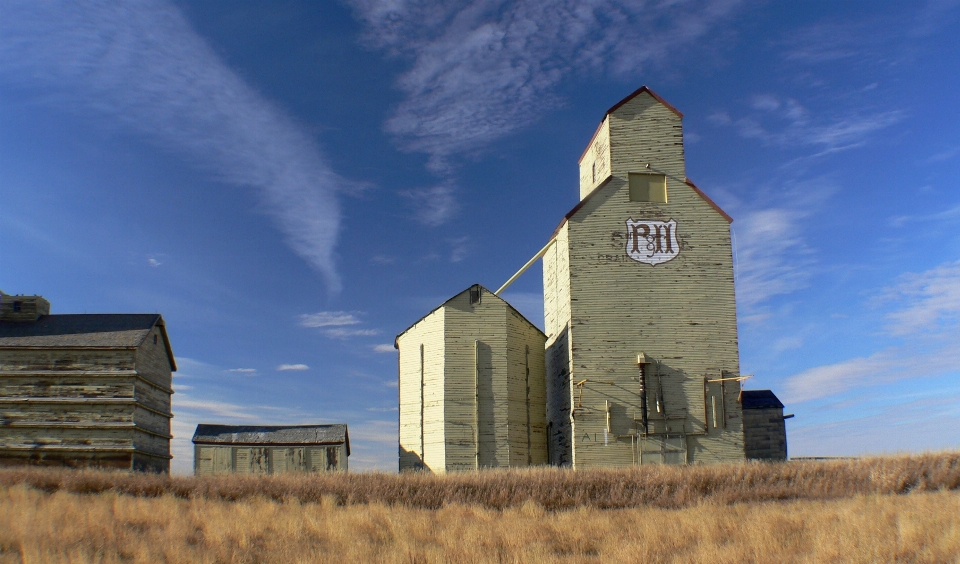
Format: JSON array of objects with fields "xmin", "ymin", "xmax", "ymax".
[
  {"xmin": 192, "ymin": 424, "xmax": 350, "ymax": 454},
  {"xmin": 741, "ymin": 390, "xmax": 785, "ymax": 410}
]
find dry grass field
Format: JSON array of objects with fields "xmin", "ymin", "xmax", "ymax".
[{"xmin": 2, "ymin": 453, "xmax": 960, "ymax": 563}]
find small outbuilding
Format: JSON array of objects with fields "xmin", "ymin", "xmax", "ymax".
[
  {"xmin": 741, "ymin": 390, "xmax": 791, "ymax": 461},
  {"xmin": 192, "ymin": 424, "xmax": 349, "ymax": 475}
]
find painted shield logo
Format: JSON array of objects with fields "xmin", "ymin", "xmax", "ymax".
[{"xmin": 625, "ymin": 219, "xmax": 680, "ymax": 265}]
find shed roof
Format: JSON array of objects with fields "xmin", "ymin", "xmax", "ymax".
[
  {"xmin": 0, "ymin": 313, "xmax": 176, "ymax": 370},
  {"xmin": 741, "ymin": 390, "xmax": 785, "ymax": 410},
  {"xmin": 192, "ymin": 424, "xmax": 350, "ymax": 454}
]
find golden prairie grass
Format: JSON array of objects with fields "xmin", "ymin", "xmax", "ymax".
[
  {"xmin": 1, "ymin": 453, "xmax": 960, "ymax": 563},
  {"xmin": 1, "ymin": 485, "xmax": 959, "ymax": 563},
  {"xmin": 2, "ymin": 452, "xmax": 959, "ymax": 509}
]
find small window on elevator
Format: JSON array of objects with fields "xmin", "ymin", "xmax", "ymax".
[
  {"xmin": 469, "ymin": 285, "xmax": 481, "ymax": 306},
  {"xmin": 629, "ymin": 173, "xmax": 667, "ymax": 203}
]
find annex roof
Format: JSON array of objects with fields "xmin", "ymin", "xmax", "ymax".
[
  {"xmin": 0, "ymin": 313, "xmax": 176, "ymax": 370},
  {"xmin": 741, "ymin": 390, "xmax": 785, "ymax": 410},
  {"xmin": 192, "ymin": 424, "xmax": 350, "ymax": 454},
  {"xmin": 394, "ymin": 284, "xmax": 546, "ymax": 347}
]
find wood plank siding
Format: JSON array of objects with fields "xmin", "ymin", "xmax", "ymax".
[
  {"xmin": 192, "ymin": 424, "xmax": 349, "ymax": 476},
  {"xmin": 0, "ymin": 305, "xmax": 175, "ymax": 472},
  {"xmin": 397, "ymin": 286, "xmax": 547, "ymax": 472},
  {"xmin": 543, "ymin": 88, "xmax": 744, "ymax": 468}
]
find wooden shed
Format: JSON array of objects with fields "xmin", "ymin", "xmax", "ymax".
[
  {"xmin": 192, "ymin": 424, "xmax": 349, "ymax": 475},
  {"xmin": 0, "ymin": 293, "xmax": 175, "ymax": 472},
  {"xmin": 541, "ymin": 86, "xmax": 745, "ymax": 467},
  {"xmin": 396, "ymin": 285, "xmax": 547, "ymax": 472},
  {"xmin": 742, "ymin": 390, "xmax": 790, "ymax": 461}
]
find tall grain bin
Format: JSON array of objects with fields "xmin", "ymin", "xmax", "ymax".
[
  {"xmin": 543, "ymin": 86, "xmax": 745, "ymax": 467},
  {"xmin": 396, "ymin": 285, "xmax": 547, "ymax": 472}
]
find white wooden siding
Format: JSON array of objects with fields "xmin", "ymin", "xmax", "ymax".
[{"xmin": 546, "ymin": 90, "xmax": 744, "ymax": 468}]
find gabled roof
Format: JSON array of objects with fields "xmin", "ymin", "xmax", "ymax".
[
  {"xmin": 579, "ymin": 85, "xmax": 683, "ymax": 163},
  {"xmin": 0, "ymin": 313, "xmax": 176, "ymax": 370},
  {"xmin": 192, "ymin": 424, "xmax": 350, "ymax": 454},
  {"xmin": 607, "ymin": 85, "xmax": 684, "ymax": 119},
  {"xmin": 550, "ymin": 175, "xmax": 732, "ymax": 240},
  {"xmin": 394, "ymin": 284, "xmax": 546, "ymax": 347},
  {"xmin": 741, "ymin": 390, "xmax": 785, "ymax": 410}
]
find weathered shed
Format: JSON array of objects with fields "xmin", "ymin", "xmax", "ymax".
[
  {"xmin": 192, "ymin": 424, "xmax": 349, "ymax": 475},
  {"xmin": 741, "ymin": 390, "xmax": 790, "ymax": 461},
  {"xmin": 0, "ymin": 293, "xmax": 175, "ymax": 472},
  {"xmin": 542, "ymin": 86, "xmax": 745, "ymax": 467},
  {"xmin": 396, "ymin": 285, "xmax": 547, "ymax": 472}
]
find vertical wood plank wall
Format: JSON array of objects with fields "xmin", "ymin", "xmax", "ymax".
[
  {"xmin": 398, "ymin": 311, "xmax": 445, "ymax": 471},
  {"xmin": 544, "ymin": 224, "xmax": 574, "ymax": 466},
  {"xmin": 398, "ymin": 287, "xmax": 547, "ymax": 472},
  {"xmin": 194, "ymin": 444, "xmax": 348, "ymax": 475}
]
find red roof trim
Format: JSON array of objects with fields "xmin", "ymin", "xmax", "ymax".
[
  {"xmin": 578, "ymin": 119, "xmax": 606, "ymax": 165},
  {"xmin": 550, "ymin": 176, "xmax": 731, "ymax": 243},
  {"xmin": 684, "ymin": 178, "xmax": 733, "ymax": 224},
  {"xmin": 607, "ymin": 85, "xmax": 683, "ymax": 119},
  {"xmin": 550, "ymin": 176, "xmax": 613, "ymax": 238},
  {"xmin": 578, "ymin": 85, "xmax": 684, "ymax": 163}
]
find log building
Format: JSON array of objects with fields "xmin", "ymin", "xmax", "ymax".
[{"xmin": 0, "ymin": 292, "xmax": 175, "ymax": 472}]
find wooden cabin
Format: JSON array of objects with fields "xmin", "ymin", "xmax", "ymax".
[
  {"xmin": 0, "ymin": 293, "xmax": 175, "ymax": 472},
  {"xmin": 742, "ymin": 390, "xmax": 790, "ymax": 461},
  {"xmin": 543, "ymin": 86, "xmax": 745, "ymax": 467},
  {"xmin": 395, "ymin": 285, "xmax": 547, "ymax": 472},
  {"xmin": 192, "ymin": 424, "xmax": 349, "ymax": 475}
]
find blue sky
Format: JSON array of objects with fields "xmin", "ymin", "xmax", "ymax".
[{"xmin": 2, "ymin": 1, "xmax": 959, "ymax": 473}]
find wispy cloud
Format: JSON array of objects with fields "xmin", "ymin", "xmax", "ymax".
[
  {"xmin": 227, "ymin": 368, "xmax": 257, "ymax": 375},
  {"xmin": 373, "ymin": 344, "xmax": 397, "ymax": 353},
  {"xmin": 926, "ymin": 146, "xmax": 960, "ymax": 163},
  {"xmin": 876, "ymin": 260, "xmax": 960, "ymax": 337},
  {"xmin": 400, "ymin": 184, "xmax": 459, "ymax": 226},
  {"xmin": 277, "ymin": 363, "xmax": 309, "ymax": 371},
  {"xmin": 784, "ymin": 260, "xmax": 960, "ymax": 403},
  {"xmin": 301, "ymin": 311, "xmax": 380, "ymax": 338},
  {"xmin": 0, "ymin": 1, "xmax": 344, "ymax": 291},
  {"xmin": 711, "ymin": 94, "xmax": 902, "ymax": 155},
  {"xmin": 728, "ymin": 178, "xmax": 835, "ymax": 314},
  {"xmin": 349, "ymin": 0, "xmax": 745, "ymax": 220},
  {"xmin": 890, "ymin": 203, "xmax": 960, "ymax": 228},
  {"xmin": 300, "ymin": 311, "xmax": 362, "ymax": 328},
  {"xmin": 448, "ymin": 236, "xmax": 469, "ymax": 263},
  {"xmin": 324, "ymin": 328, "xmax": 380, "ymax": 339}
]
